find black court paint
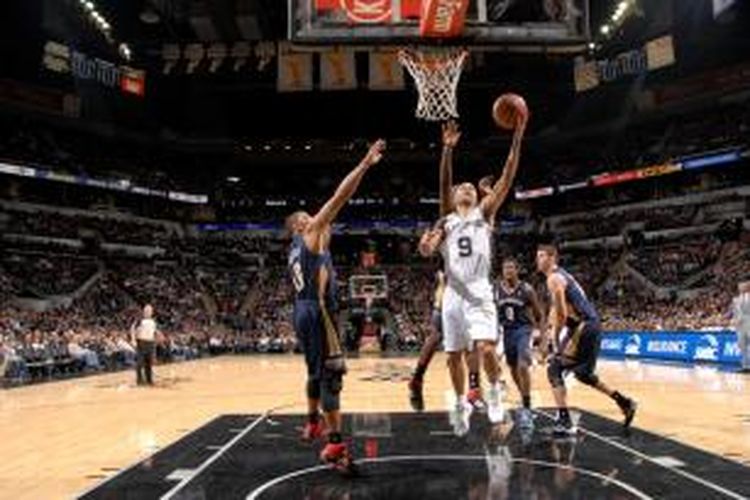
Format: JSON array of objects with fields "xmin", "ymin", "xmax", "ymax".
[{"xmin": 80, "ymin": 410, "xmax": 750, "ymax": 500}]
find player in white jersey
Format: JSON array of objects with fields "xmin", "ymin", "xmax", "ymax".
[
  {"xmin": 731, "ymin": 281, "xmax": 750, "ymax": 372},
  {"xmin": 419, "ymin": 114, "xmax": 527, "ymax": 435}
]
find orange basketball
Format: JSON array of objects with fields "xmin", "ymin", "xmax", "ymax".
[{"xmin": 492, "ymin": 93, "xmax": 528, "ymax": 130}]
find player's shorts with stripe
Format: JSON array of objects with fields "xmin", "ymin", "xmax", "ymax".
[
  {"xmin": 293, "ymin": 299, "xmax": 336, "ymax": 380},
  {"xmin": 442, "ymin": 284, "xmax": 498, "ymax": 353},
  {"xmin": 558, "ymin": 320, "xmax": 601, "ymax": 379}
]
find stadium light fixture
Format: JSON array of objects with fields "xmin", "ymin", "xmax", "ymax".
[
  {"xmin": 599, "ymin": 0, "xmax": 635, "ymax": 40},
  {"xmin": 74, "ymin": 1, "xmax": 133, "ymax": 61}
]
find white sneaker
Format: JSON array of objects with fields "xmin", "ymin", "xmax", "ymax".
[
  {"xmin": 450, "ymin": 399, "xmax": 472, "ymax": 437},
  {"xmin": 487, "ymin": 384, "xmax": 505, "ymax": 423}
]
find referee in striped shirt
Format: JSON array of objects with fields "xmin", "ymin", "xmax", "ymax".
[{"xmin": 131, "ymin": 304, "xmax": 159, "ymax": 386}]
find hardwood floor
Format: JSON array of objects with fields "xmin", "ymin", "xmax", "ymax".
[{"xmin": 0, "ymin": 355, "xmax": 748, "ymax": 499}]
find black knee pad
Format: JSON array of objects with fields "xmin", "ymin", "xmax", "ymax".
[
  {"xmin": 547, "ymin": 357, "xmax": 565, "ymax": 388},
  {"xmin": 307, "ymin": 378, "xmax": 321, "ymax": 400},
  {"xmin": 574, "ymin": 371, "xmax": 599, "ymax": 387},
  {"xmin": 324, "ymin": 354, "xmax": 347, "ymax": 375},
  {"xmin": 321, "ymin": 371, "xmax": 343, "ymax": 412}
]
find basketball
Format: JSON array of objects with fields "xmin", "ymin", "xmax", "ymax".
[{"xmin": 493, "ymin": 93, "xmax": 528, "ymax": 130}]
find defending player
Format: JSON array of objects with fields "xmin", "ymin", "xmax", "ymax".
[
  {"xmin": 419, "ymin": 112, "xmax": 527, "ymax": 436},
  {"xmin": 536, "ymin": 244, "xmax": 637, "ymax": 436},
  {"xmin": 495, "ymin": 257, "xmax": 545, "ymax": 429},
  {"xmin": 287, "ymin": 139, "xmax": 385, "ymax": 471}
]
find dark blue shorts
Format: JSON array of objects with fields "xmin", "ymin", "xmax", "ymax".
[
  {"xmin": 503, "ymin": 326, "xmax": 533, "ymax": 367},
  {"xmin": 559, "ymin": 321, "xmax": 601, "ymax": 378},
  {"xmin": 293, "ymin": 301, "xmax": 327, "ymax": 380}
]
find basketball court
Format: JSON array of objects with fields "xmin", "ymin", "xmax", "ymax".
[
  {"xmin": 1, "ymin": 1, "xmax": 749, "ymax": 499},
  {"xmin": 1, "ymin": 355, "xmax": 748, "ymax": 499}
]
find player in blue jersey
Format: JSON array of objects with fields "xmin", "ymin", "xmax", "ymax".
[
  {"xmin": 495, "ymin": 257, "xmax": 545, "ymax": 430},
  {"xmin": 286, "ymin": 139, "xmax": 385, "ymax": 471},
  {"xmin": 536, "ymin": 244, "xmax": 637, "ymax": 436}
]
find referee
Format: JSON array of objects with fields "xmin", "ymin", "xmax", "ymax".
[
  {"xmin": 732, "ymin": 282, "xmax": 750, "ymax": 373},
  {"xmin": 131, "ymin": 304, "xmax": 159, "ymax": 385}
]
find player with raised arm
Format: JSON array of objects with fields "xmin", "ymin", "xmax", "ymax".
[
  {"xmin": 536, "ymin": 244, "xmax": 637, "ymax": 437},
  {"xmin": 419, "ymin": 106, "xmax": 527, "ymax": 436},
  {"xmin": 287, "ymin": 139, "xmax": 386, "ymax": 471},
  {"xmin": 408, "ymin": 121, "xmax": 484, "ymax": 412}
]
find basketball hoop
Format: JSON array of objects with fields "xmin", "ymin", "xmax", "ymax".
[{"xmin": 399, "ymin": 47, "xmax": 468, "ymax": 122}]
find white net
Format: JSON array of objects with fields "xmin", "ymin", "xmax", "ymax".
[{"xmin": 399, "ymin": 48, "xmax": 468, "ymax": 122}]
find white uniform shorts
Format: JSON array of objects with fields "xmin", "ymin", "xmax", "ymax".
[{"xmin": 442, "ymin": 284, "xmax": 498, "ymax": 353}]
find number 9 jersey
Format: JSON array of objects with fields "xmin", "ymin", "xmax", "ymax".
[
  {"xmin": 439, "ymin": 207, "xmax": 498, "ymax": 352},
  {"xmin": 440, "ymin": 207, "xmax": 494, "ymax": 299}
]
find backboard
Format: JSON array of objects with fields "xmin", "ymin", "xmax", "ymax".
[{"xmin": 289, "ymin": 0, "xmax": 590, "ymax": 50}]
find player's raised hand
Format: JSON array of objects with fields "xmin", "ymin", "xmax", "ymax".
[
  {"xmin": 418, "ymin": 227, "xmax": 444, "ymax": 257},
  {"xmin": 478, "ymin": 175, "xmax": 494, "ymax": 198},
  {"xmin": 362, "ymin": 139, "xmax": 386, "ymax": 167},
  {"xmin": 442, "ymin": 120, "xmax": 461, "ymax": 148}
]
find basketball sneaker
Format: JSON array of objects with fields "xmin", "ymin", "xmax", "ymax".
[
  {"xmin": 450, "ymin": 399, "xmax": 472, "ymax": 437},
  {"xmin": 467, "ymin": 388, "xmax": 487, "ymax": 411},
  {"xmin": 320, "ymin": 442, "xmax": 355, "ymax": 474},
  {"xmin": 619, "ymin": 397, "xmax": 637, "ymax": 429},
  {"xmin": 301, "ymin": 420, "xmax": 325, "ymax": 442},
  {"xmin": 487, "ymin": 383, "xmax": 505, "ymax": 424},
  {"xmin": 408, "ymin": 377, "xmax": 425, "ymax": 412}
]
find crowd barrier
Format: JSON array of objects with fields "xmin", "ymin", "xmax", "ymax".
[{"xmin": 600, "ymin": 330, "xmax": 741, "ymax": 366}]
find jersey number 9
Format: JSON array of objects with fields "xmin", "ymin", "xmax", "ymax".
[{"xmin": 458, "ymin": 237, "xmax": 473, "ymax": 257}]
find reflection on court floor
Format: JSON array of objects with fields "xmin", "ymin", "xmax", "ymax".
[{"xmin": 80, "ymin": 408, "xmax": 750, "ymax": 500}]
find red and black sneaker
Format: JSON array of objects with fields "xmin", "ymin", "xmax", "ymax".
[
  {"xmin": 301, "ymin": 420, "xmax": 325, "ymax": 442},
  {"xmin": 467, "ymin": 388, "xmax": 487, "ymax": 411},
  {"xmin": 320, "ymin": 442, "xmax": 357, "ymax": 475}
]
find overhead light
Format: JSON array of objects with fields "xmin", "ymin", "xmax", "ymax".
[
  {"xmin": 227, "ymin": 176, "xmax": 240, "ymax": 183},
  {"xmin": 601, "ymin": 24, "xmax": 610, "ymax": 34},
  {"xmin": 244, "ymin": 145, "xmax": 253, "ymax": 151},
  {"xmin": 119, "ymin": 43, "xmax": 132, "ymax": 61},
  {"xmin": 84, "ymin": 1, "xmax": 94, "ymax": 11},
  {"xmin": 304, "ymin": 144, "xmax": 312, "ymax": 151},
  {"xmin": 588, "ymin": 42, "xmax": 596, "ymax": 50}
]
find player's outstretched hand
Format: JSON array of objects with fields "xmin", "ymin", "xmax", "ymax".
[
  {"xmin": 479, "ymin": 175, "xmax": 494, "ymax": 198},
  {"xmin": 442, "ymin": 120, "xmax": 461, "ymax": 148},
  {"xmin": 362, "ymin": 139, "xmax": 386, "ymax": 167},
  {"xmin": 418, "ymin": 227, "xmax": 444, "ymax": 257}
]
